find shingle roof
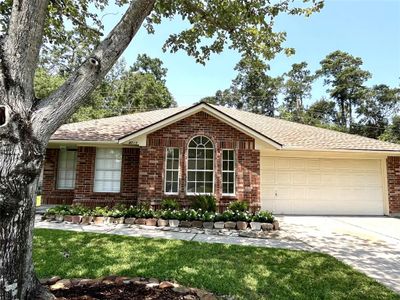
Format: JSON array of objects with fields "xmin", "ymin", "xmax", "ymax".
[{"xmin": 51, "ymin": 104, "xmax": 400, "ymax": 152}]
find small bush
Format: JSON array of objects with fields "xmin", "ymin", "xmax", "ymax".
[
  {"xmin": 232, "ymin": 211, "xmax": 251, "ymax": 222},
  {"xmin": 191, "ymin": 195, "xmax": 217, "ymax": 212},
  {"xmin": 199, "ymin": 211, "xmax": 215, "ymax": 222},
  {"xmin": 252, "ymin": 211, "xmax": 274, "ymax": 223},
  {"xmin": 45, "ymin": 205, "xmax": 71, "ymax": 216},
  {"xmin": 228, "ymin": 200, "xmax": 249, "ymax": 212},
  {"xmin": 69, "ymin": 205, "xmax": 90, "ymax": 216},
  {"xmin": 109, "ymin": 204, "xmax": 127, "ymax": 217},
  {"xmin": 91, "ymin": 206, "xmax": 109, "ymax": 217},
  {"xmin": 161, "ymin": 198, "xmax": 180, "ymax": 210}
]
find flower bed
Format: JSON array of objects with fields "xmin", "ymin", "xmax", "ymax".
[{"xmin": 44, "ymin": 203, "xmax": 279, "ymax": 231}]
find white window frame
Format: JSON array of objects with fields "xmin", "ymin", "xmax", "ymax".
[
  {"xmin": 93, "ymin": 148, "xmax": 122, "ymax": 193},
  {"xmin": 164, "ymin": 147, "xmax": 180, "ymax": 195},
  {"xmin": 57, "ymin": 149, "xmax": 77, "ymax": 190},
  {"xmin": 222, "ymin": 149, "xmax": 235, "ymax": 196},
  {"xmin": 186, "ymin": 135, "xmax": 215, "ymax": 195}
]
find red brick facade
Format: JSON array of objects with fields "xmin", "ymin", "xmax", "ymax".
[
  {"xmin": 137, "ymin": 111, "xmax": 260, "ymax": 210},
  {"xmin": 42, "ymin": 147, "xmax": 140, "ymax": 207},
  {"xmin": 387, "ymin": 156, "xmax": 400, "ymax": 215},
  {"xmin": 42, "ymin": 149, "xmax": 74, "ymax": 205}
]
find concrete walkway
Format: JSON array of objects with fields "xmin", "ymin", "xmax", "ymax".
[{"xmin": 34, "ymin": 215, "xmax": 400, "ymax": 294}]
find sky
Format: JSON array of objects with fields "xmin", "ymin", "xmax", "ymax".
[{"xmin": 101, "ymin": 0, "xmax": 400, "ymax": 107}]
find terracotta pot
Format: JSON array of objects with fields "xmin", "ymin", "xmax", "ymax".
[
  {"xmin": 157, "ymin": 219, "xmax": 169, "ymax": 227},
  {"xmin": 145, "ymin": 218, "xmax": 158, "ymax": 226},
  {"xmin": 63, "ymin": 215, "xmax": 73, "ymax": 223},
  {"xmin": 168, "ymin": 219, "xmax": 180, "ymax": 227},
  {"xmin": 224, "ymin": 221, "xmax": 236, "ymax": 229},
  {"xmin": 191, "ymin": 220, "xmax": 203, "ymax": 228},
  {"xmin": 214, "ymin": 222, "xmax": 224, "ymax": 229},
  {"xmin": 93, "ymin": 217, "xmax": 105, "ymax": 225},
  {"xmin": 135, "ymin": 218, "xmax": 147, "ymax": 225},
  {"xmin": 236, "ymin": 221, "xmax": 248, "ymax": 230},
  {"xmin": 71, "ymin": 215, "xmax": 82, "ymax": 224}
]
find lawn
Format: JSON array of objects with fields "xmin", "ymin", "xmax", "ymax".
[{"xmin": 33, "ymin": 229, "xmax": 399, "ymax": 300}]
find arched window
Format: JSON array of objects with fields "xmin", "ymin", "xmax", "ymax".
[{"xmin": 187, "ymin": 136, "xmax": 214, "ymax": 194}]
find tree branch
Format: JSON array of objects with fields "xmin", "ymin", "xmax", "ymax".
[
  {"xmin": 3, "ymin": 0, "xmax": 49, "ymax": 103},
  {"xmin": 33, "ymin": 0, "xmax": 156, "ymax": 141}
]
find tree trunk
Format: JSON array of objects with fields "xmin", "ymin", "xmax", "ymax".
[{"xmin": 0, "ymin": 111, "xmax": 48, "ymax": 300}]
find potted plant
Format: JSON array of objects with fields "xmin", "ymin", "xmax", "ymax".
[
  {"xmin": 124, "ymin": 206, "xmax": 138, "ymax": 225},
  {"xmin": 178, "ymin": 209, "xmax": 191, "ymax": 227},
  {"xmin": 81, "ymin": 210, "xmax": 93, "ymax": 225},
  {"xmin": 213, "ymin": 213, "xmax": 224, "ymax": 229},
  {"xmin": 70, "ymin": 205, "xmax": 86, "ymax": 224},
  {"xmin": 109, "ymin": 204, "xmax": 126, "ymax": 224},
  {"xmin": 156, "ymin": 210, "xmax": 169, "ymax": 227},
  {"xmin": 164, "ymin": 210, "xmax": 179, "ymax": 227},
  {"xmin": 92, "ymin": 207, "xmax": 108, "ymax": 225},
  {"xmin": 251, "ymin": 211, "xmax": 274, "ymax": 231},
  {"xmin": 188, "ymin": 209, "xmax": 203, "ymax": 228},
  {"xmin": 134, "ymin": 208, "xmax": 148, "ymax": 225},
  {"xmin": 234, "ymin": 211, "xmax": 250, "ymax": 230},
  {"xmin": 200, "ymin": 211, "xmax": 215, "ymax": 229},
  {"xmin": 222, "ymin": 210, "xmax": 236, "ymax": 229}
]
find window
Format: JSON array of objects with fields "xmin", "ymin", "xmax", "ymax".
[
  {"xmin": 94, "ymin": 148, "xmax": 122, "ymax": 193},
  {"xmin": 222, "ymin": 150, "xmax": 235, "ymax": 195},
  {"xmin": 165, "ymin": 148, "xmax": 180, "ymax": 194},
  {"xmin": 187, "ymin": 136, "xmax": 214, "ymax": 194},
  {"xmin": 57, "ymin": 149, "xmax": 77, "ymax": 189}
]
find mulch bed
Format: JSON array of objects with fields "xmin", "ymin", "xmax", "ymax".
[
  {"xmin": 52, "ymin": 281, "xmax": 199, "ymax": 300},
  {"xmin": 39, "ymin": 276, "xmax": 217, "ymax": 300}
]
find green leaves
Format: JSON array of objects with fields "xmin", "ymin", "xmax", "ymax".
[{"xmin": 146, "ymin": 0, "xmax": 323, "ymax": 64}]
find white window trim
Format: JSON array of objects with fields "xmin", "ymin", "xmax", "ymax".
[
  {"xmin": 222, "ymin": 149, "xmax": 236, "ymax": 196},
  {"xmin": 186, "ymin": 135, "xmax": 215, "ymax": 195},
  {"xmin": 56, "ymin": 149, "xmax": 77, "ymax": 190},
  {"xmin": 164, "ymin": 147, "xmax": 180, "ymax": 195},
  {"xmin": 93, "ymin": 148, "xmax": 122, "ymax": 193}
]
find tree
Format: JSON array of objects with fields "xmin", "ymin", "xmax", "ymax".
[
  {"xmin": 0, "ymin": 1, "xmax": 322, "ymax": 298},
  {"xmin": 204, "ymin": 58, "xmax": 283, "ymax": 116},
  {"xmin": 354, "ymin": 84, "xmax": 400, "ymax": 139},
  {"xmin": 282, "ymin": 62, "xmax": 315, "ymax": 122},
  {"xmin": 380, "ymin": 115, "xmax": 400, "ymax": 144},
  {"xmin": 303, "ymin": 98, "xmax": 338, "ymax": 126},
  {"xmin": 131, "ymin": 53, "xmax": 167, "ymax": 83},
  {"xmin": 317, "ymin": 50, "xmax": 371, "ymax": 130}
]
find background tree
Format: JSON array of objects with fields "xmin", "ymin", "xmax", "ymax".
[
  {"xmin": 0, "ymin": 1, "xmax": 323, "ymax": 298},
  {"xmin": 317, "ymin": 50, "xmax": 371, "ymax": 130},
  {"xmin": 354, "ymin": 84, "xmax": 400, "ymax": 139},
  {"xmin": 380, "ymin": 115, "xmax": 400, "ymax": 143},
  {"xmin": 303, "ymin": 98, "xmax": 338, "ymax": 127},
  {"xmin": 281, "ymin": 62, "xmax": 315, "ymax": 122}
]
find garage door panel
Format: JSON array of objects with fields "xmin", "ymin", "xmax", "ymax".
[{"xmin": 260, "ymin": 157, "xmax": 384, "ymax": 215}]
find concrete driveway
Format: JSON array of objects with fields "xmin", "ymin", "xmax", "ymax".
[{"xmin": 278, "ymin": 216, "xmax": 400, "ymax": 293}]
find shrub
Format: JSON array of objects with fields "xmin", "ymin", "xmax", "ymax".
[
  {"xmin": 109, "ymin": 204, "xmax": 127, "ymax": 218},
  {"xmin": 252, "ymin": 210, "xmax": 274, "ymax": 223},
  {"xmin": 45, "ymin": 205, "xmax": 71, "ymax": 216},
  {"xmin": 91, "ymin": 206, "xmax": 109, "ymax": 217},
  {"xmin": 69, "ymin": 204, "xmax": 90, "ymax": 216},
  {"xmin": 199, "ymin": 211, "xmax": 215, "ymax": 222},
  {"xmin": 233, "ymin": 211, "xmax": 251, "ymax": 222},
  {"xmin": 228, "ymin": 200, "xmax": 249, "ymax": 212},
  {"xmin": 190, "ymin": 195, "xmax": 217, "ymax": 212},
  {"xmin": 159, "ymin": 209, "xmax": 180, "ymax": 220},
  {"xmin": 161, "ymin": 198, "xmax": 180, "ymax": 210}
]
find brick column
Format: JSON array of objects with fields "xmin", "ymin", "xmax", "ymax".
[{"xmin": 387, "ymin": 156, "xmax": 400, "ymax": 215}]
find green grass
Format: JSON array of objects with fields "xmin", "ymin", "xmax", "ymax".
[
  {"xmin": 33, "ymin": 229, "xmax": 399, "ymax": 300},
  {"xmin": 36, "ymin": 195, "xmax": 41, "ymax": 206}
]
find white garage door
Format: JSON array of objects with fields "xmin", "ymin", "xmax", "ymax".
[{"xmin": 260, "ymin": 157, "xmax": 384, "ymax": 215}]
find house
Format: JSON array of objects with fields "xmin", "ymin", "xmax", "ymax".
[{"xmin": 42, "ymin": 102, "xmax": 400, "ymax": 216}]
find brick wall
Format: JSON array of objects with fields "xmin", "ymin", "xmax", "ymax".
[
  {"xmin": 387, "ymin": 156, "xmax": 400, "ymax": 215},
  {"xmin": 138, "ymin": 111, "xmax": 260, "ymax": 210},
  {"xmin": 73, "ymin": 147, "xmax": 140, "ymax": 207},
  {"xmin": 42, "ymin": 147, "xmax": 140, "ymax": 207},
  {"xmin": 41, "ymin": 149, "xmax": 74, "ymax": 205}
]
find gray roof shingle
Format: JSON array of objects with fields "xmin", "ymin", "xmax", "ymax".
[{"xmin": 51, "ymin": 104, "xmax": 400, "ymax": 152}]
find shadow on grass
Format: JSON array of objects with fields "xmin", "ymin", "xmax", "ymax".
[{"xmin": 33, "ymin": 229, "xmax": 399, "ymax": 300}]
